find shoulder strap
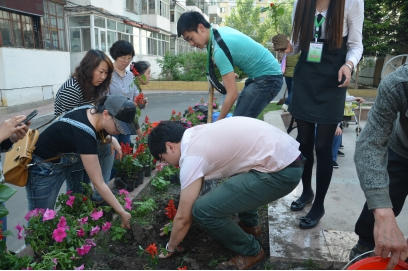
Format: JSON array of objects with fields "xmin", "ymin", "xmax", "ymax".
[
  {"xmin": 58, "ymin": 118, "xmax": 97, "ymax": 140},
  {"xmin": 212, "ymin": 29, "xmax": 233, "ymax": 66}
]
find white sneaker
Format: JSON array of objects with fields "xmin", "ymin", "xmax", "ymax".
[{"xmin": 282, "ymin": 104, "xmax": 288, "ymax": 112}]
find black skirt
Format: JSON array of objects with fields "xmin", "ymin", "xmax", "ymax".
[{"xmin": 289, "ymin": 37, "xmax": 348, "ymax": 124}]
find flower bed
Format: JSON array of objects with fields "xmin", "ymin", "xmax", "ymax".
[{"xmin": 89, "ymin": 181, "xmax": 271, "ymax": 270}]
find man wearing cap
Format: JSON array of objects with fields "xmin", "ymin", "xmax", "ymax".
[
  {"xmin": 148, "ymin": 117, "xmax": 303, "ymax": 269},
  {"xmin": 26, "ymin": 95, "xmax": 137, "ymax": 228},
  {"xmin": 177, "ymin": 11, "xmax": 282, "ymax": 120}
]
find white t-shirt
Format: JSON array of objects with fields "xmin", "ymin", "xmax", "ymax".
[{"xmin": 179, "ymin": 117, "xmax": 301, "ymax": 190}]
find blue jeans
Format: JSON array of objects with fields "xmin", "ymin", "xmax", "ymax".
[
  {"xmin": 66, "ymin": 143, "xmax": 114, "ymax": 202},
  {"xmin": 332, "ymin": 134, "xmax": 342, "ymax": 161},
  {"xmin": 26, "ymin": 153, "xmax": 82, "ymax": 210},
  {"xmin": 1, "ymin": 203, "xmax": 6, "ymax": 241},
  {"xmin": 233, "ymin": 75, "xmax": 283, "ymax": 118},
  {"xmin": 284, "ymin": 76, "xmax": 293, "ymax": 105}
]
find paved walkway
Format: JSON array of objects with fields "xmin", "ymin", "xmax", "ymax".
[{"xmin": 264, "ymin": 110, "xmax": 408, "ymax": 267}]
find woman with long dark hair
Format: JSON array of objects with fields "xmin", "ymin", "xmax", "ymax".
[
  {"xmin": 54, "ymin": 49, "xmax": 117, "ymax": 203},
  {"xmin": 288, "ymin": 0, "xmax": 363, "ymax": 229}
]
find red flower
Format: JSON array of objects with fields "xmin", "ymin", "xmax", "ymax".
[
  {"xmin": 134, "ymin": 93, "xmax": 145, "ymax": 107},
  {"xmin": 130, "ymin": 64, "xmax": 140, "ymax": 76},
  {"xmin": 188, "ymin": 106, "xmax": 194, "ymax": 114},
  {"xmin": 145, "ymin": 243, "xmax": 158, "ymax": 258},
  {"xmin": 82, "ymin": 196, "xmax": 88, "ymax": 202},
  {"xmin": 165, "ymin": 199, "xmax": 177, "ymax": 220},
  {"xmin": 121, "ymin": 142, "xmax": 133, "ymax": 155},
  {"xmin": 178, "ymin": 266, "xmax": 188, "ymax": 270},
  {"xmin": 270, "ymin": 2, "xmax": 274, "ymax": 7},
  {"xmin": 171, "ymin": 109, "xmax": 176, "ymax": 115},
  {"xmin": 144, "ymin": 115, "xmax": 150, "ymax": 124}
]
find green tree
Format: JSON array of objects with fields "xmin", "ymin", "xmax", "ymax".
[
  {"xmin": 225, "ymin": 0, "xmax": 294, "ymax": 45},
  {"xmin": 363, "ymin": 0, "xmax": 408, "ymax": 56}
]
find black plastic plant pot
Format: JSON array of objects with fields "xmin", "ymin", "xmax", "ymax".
[{"xmin": 144, "ymin": 164, "xmax": 152, "ymax": 177}]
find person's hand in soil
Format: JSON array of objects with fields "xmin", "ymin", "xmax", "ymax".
[
  {"xmin": 120, "ymin": 211, "xmax": 131, "ymax": 229},
  {"xmin": 159, "ymin": 222, "xmax": 172, "ymax": 237},
  {"xmin": 159, "ymin": 243, "xmax": 185, "ymax": 259}
]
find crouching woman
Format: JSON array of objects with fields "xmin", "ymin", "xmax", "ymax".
[{"xmin": 26, "ymin": 95, "xmax": 137, "ymax": 228}]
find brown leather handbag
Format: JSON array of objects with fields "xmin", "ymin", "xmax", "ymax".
[{"xmin": 3, "ymin": 129, "xmax": 39, "ymax": 187}]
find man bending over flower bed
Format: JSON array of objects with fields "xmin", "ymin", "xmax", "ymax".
[{"xmin": 148, "ymin": 117, "xmax": 303, "ymax": 269}]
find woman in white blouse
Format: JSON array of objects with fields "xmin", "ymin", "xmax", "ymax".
[{"xmin": 287, "ymin": 0, "xmax": 364, "ymax": 229}]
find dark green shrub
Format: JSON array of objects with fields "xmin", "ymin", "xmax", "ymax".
[{"xmin": 158, "ymin": 51, "xmax": 246, "ymax": 81}]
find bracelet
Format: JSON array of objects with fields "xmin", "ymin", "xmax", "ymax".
[
  {"xmin": 165, "ymin": 242, "xmax": 175, "ymax": 253},
  {"xmin": 344, "ymin": 62, "xmax": 353, "ymax": 72}
]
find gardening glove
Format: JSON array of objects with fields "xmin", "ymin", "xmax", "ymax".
[{"xmin": 120, "ymin": 211, "xmax": 131, "ymax": 229}]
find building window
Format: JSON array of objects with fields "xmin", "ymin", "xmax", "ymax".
[
  {"xmin": 69, "ymin": 15, "xmax": 90, "ymax": 52},
  {"xmin": 69, "ymin": 14, "xmax": 139, "ymax": 53},
  {"xmin": 41, "ymin": 0, "xmax": 66, "ymax": 50},
  {"xmin": 139, "ymin": 0, "xmax": 169, "ymax": 18},
  {"xmin": 0, "ymin": 9, "xmax": 41, "ymax": 48},
  {"xmin": 146, "ymin": 30, "xmax": 170, "ymax": 56}
]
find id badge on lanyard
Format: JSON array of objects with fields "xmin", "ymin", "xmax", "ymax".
[{"xmin": 307, "ymin": 15, "xmax": 325, "ymax": 63}]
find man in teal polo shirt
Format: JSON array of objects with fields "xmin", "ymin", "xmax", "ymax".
[{"xmin": 177, "ymin": 11, "xmax": 283, "ymax": 120}]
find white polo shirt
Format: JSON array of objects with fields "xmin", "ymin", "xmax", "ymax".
[{"xmin": 179, "ymin": 117, "xmax": 300, "ymax": 190}]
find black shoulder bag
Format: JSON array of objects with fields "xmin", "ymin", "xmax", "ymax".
[{"xmin": 207, "ymin": 29, "xmax": 234, "ymax": 95}]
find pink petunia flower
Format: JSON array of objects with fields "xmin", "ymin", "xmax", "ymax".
[
  {"xmin": 85, "ymin": 239, "xmax": 96, "ymax": 247},
  {"xmin": 118, "ymin": 189, "xmax": 129, "ymax": 196},
  {"xmin": 43, "ymin": 209, "xmax": 56, "ymax": 221},
  {"xmin": 15, "ymin": 224, "xmax": 24, "ymax": 240},
  {"xmin": 24, "ymin": 208, "xmax": 44, "ymax": 221},
  {"xmin": 74, "ymin": 264, "xmax": 84, "ymax": 270},
  {"xmin": 52, "ymin": 227, "xmax": 67, "ymax": 243},
  {"xmin": 78, "ymin": 216, "xmax": 88, "ymax": 225},
  {"xmin": 66, "ymin": 195, "xmax": 75, "ymax": 208},
  {"xmin": 102, "ymin": 222, "xmax": 111, "ymax": 232},
  {"xmin": 52, "ymin": 258, "xmax": 58, "ymax": 265},
  {"xmin": 76, "ymin": 244, "xmax": 92, "ymax": 256},
  {"xmin": 124, "ymin": 197, "xmax": 132, "ymax": 210},
  {"xmin": 66, "ymin": 190, "xmax": 72, "ymax": 195},
  {"xmin": 90, "ymin": 210, "xmax": 103, "ymax": 221},
  {"xmin": 57, "ymin": 216, "xmax": 69, "ymax": 230},
  {"xmin": 77, "ymin": 228, "xmax": 85, "ymax": 237},
  {"xmin": 197, "ymin": 114, "xmax": 205, "ymax": 120},
  {"xmin": 90, "ymin": 225, "xmax": 100, "ymax": 237}
]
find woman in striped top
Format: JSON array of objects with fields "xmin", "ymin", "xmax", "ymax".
[{"xmin": 54, "ymin": 49, "xmax": 113, "ymax": 116}]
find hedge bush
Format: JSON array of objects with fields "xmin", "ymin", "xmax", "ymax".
[{"xmin": 158, "ymin": 52, "xmax": 246, "ymax": 81}]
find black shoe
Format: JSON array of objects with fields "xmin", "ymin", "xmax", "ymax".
[
  {"xmin": 349, "ymin": 242, "xmax": 373, "ymax": 261},
  {"xmin": 332, "ymin": 161, "xmax": 339, "ymax": 168},
  {"xmin": 299, "ymin": 211, "xmax": 325, "ymax": 229},
  {"xmin": 290, "ymin": 194, "xmax": 314, "ymax": 211},
  {"xmin": 337, "ymin": 150, "xmax": 345, "ymax": 157},
  {"xmin": 339, "ymin": 144, "xmax": 344, "ymax": 149}
]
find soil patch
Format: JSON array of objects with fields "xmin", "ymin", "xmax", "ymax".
[{"xmin": 89, "ymin": 181, "xmax": 272, "ymax": 270}]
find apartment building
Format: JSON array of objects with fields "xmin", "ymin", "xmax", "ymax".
[{"xmin": 0, "ymin": 0, "xmax": 198, "ymax": 107}]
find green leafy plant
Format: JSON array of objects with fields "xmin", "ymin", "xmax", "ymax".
[
  {"xmin": 156, "ymin": 164, "xmax": 180, "ymax": 181},
  {"xmin": 151, "ymin": 176, "xmax": 171, "ymax": 191},
  {"xmin": 133, "ymin": 198, "xmax": 157, "ymax": 217},
  {"xmin": 114, "ymin": 154, "xmax": 143, "ymax": 178}
]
